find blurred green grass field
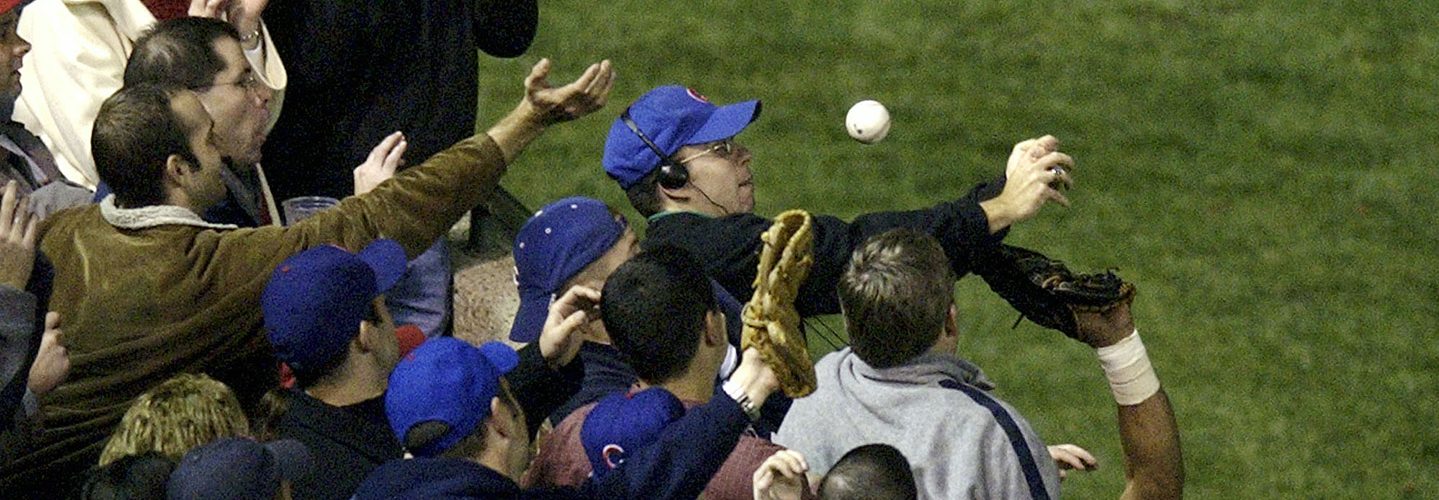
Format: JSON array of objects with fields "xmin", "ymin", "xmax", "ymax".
[{"xmin": 476, "ymin": 1, "xmax": 1438, "ymax": 497}]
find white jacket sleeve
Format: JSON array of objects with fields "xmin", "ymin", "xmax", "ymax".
[
  {"xmin": 12, "ymin": 0, "xmax": 144, "ymax": 190},
  {"xmin": 12, "ymin": 0, "xmax": 288, "ymax": 190}
]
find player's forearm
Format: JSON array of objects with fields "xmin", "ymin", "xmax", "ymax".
[
  {"xmin": 980, "ymin": 197, "xmax": 1020, "ymax": 234},
  {"xmin": 1116, "ymin": 389, "xmax": 1184, "ymax": 500},
  {"xmin": 485, "ymin": 100, "xmax": 551, "ymax": 165}
]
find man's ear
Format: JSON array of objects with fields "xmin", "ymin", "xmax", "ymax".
[
  {"xmin": 488, "ymin": 396, "xmax": 516, "ymax": 439},
  {"xmin": 355, "ymin": 320, "xmax": 378, "ymax": 354},
  {"xmin": 943, "ymin": 304, "xmax": 960, "ymax": 339},
  {"xmin": 163, "ymin": 154, "xmax": 192, "ymax": 187},
  {"xmin": 702, "ymin": 310, "xmax": 725, "ymax": 347}
]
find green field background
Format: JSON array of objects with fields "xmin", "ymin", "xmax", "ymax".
[{"xmin": 474, "ymin": 1, "xmax": 1438, "ymax": 497}]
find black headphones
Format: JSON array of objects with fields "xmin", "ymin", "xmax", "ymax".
[{"xmin": 621, "ymin": 108, "xmax": 689, "ymax": 190}]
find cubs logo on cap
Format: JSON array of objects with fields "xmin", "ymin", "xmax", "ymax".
[{"xmin": 580, "ymin": 388, "xmax": 687, "ymax": 478}]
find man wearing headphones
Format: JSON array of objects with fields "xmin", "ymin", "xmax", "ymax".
[{"xmin": 602, "ymin": 85, "xmax": 1076, "ymax": 319}]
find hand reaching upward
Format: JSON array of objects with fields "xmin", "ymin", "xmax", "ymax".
[{"xmin": 522, "ymin": 58, "xmax": 615, "ymax": 125}]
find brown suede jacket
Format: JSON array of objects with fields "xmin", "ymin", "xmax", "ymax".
[{"xmin": 1, "ymin": 133, "xmax": 506, "ymax": 491}]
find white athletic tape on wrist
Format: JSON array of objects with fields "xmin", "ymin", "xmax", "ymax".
[{"xmin": 1095, "ymin": 329, "xmax": 1160, "ymax": 406}]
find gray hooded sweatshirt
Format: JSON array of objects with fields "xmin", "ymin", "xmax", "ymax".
[{"xmin": 775, "ymin": 349, "xmax": 1061, "ymax": 499}]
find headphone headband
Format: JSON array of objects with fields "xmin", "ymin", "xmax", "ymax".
[{"xmin": 621, "ymin": 108, "xmax": 689, "ymax": 190}]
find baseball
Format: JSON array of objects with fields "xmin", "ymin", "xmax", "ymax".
[{"xmin": 845, "ymin": 100, "xmax": 891, "ymax": 144}]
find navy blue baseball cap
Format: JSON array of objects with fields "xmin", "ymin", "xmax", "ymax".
[
  {"xmin": 167, "ymin": 438, "xmax": 312, "ymax": 500},
  {"xmin": 603, "ymin": 85, "xmax": 761, "ymax": 189},
  {"xmin": 262, "ymin": 240, "xmax": 408, "ymax": 377},
  {"xmin": 581, "ymin": 388, "xmax": 686, "ymax": 478},
  {"xmin": 510, "ymin": 197, "xmax": 627, "ymax": 343},
  {"xmin": 385, "ymin": 337, "xmax": 519, "ymax": 457}
]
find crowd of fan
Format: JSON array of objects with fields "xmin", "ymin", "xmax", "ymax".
[{"xmin": 0, "ymin": 0, "xmax": 1183, "ymax": 498}]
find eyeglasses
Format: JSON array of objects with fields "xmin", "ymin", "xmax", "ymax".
[
  {"xmin": 676, "ymin": 139, "xmax": 738, "ymax": 164},
  {"xmin": 190, "ymin": 73, "xmax": 262, "ymax": 93}
]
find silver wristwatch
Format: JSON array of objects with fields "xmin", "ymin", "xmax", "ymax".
[{"xmin": 721, "ymin": 379, "xmax": 761, "ymax": 421}]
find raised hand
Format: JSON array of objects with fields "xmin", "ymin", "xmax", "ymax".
[
  {"xmin": 538, "ymin": 285, "xmax": 602, "ymax": 369},
  {"xmin": 187, "ymin": 0, "xmax": 268, "ymax": 44},
  {"xmin": 754, "ymin": 449, "xmax": 811, "ymax": 500},
  {"xmin": 28, "ymin": 312, "xmax": 70, "ymax": 396},
  {"xmin": 353, "ymin": 131, "xmax": 408, "ymax": 195},
  {"xmin": 522, "ymin": 58, "xmax": 615, "ymax": 125},
  {"xmin": 983, "ymin": 134, "xmax": 1075, "ymax": 232},
  {"xmin": 187, "ymin": 0, "xmax": 225, "ymax": 18},
  {"xmin": 753, "ymin": 449, "xmax": 810, "ymax": 500},
  {"xmin": 0, "ymin": 180, "xmax": 37, "ymax": 289},
  {"xmin": 227, "ymin": 0, "xmax": 270, "ymax": 34}
]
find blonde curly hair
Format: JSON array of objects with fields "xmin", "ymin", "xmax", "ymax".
[{"xmin": 98, "ymin": 373, "xmax": 250, "ymax": 465}]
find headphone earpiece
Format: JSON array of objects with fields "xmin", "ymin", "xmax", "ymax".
[{"xmin": 657, "ymin": 162, "xmax": 689, "ymax": 190}]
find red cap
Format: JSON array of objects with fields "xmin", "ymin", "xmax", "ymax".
[{"xmin": 0, "ymin": 0, "xmax": 21, "ymax": 15}]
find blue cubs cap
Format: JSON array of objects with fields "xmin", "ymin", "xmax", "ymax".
[
  {"xmin": 385, "ymin": 338, "xmax": 519, "ymax": 457},
  {"xmin": 580, "ymin": 388, "xmax": 686, "ymax": 478},
  {"xmin": 510, "ymin": 197, "xmax": 627, "ymax": 343},
  {"xmin": 263, "ymin": 239, "xmax": 408, "ymax": 378},
  {"xmin": 603, "ymin": 85, "xmax": 761, "ymax": 189},
  {"xmin": 167, "ymin": 438, "xmax": 312, "ymax": 500}
]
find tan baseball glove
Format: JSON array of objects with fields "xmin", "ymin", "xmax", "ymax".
[{"xmin": 741, "ymin": 209, "xmax": 817, "ymax": 398}]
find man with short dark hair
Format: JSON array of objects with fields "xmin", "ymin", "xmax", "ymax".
[
  {"xmin": 125, "ymin": 17, "xmax": 449, "ymax": 337},
  {"xmin": 603, "ymin": 85, "xmax": 1074, "ymax": 321},
  {"xmin": 3, "ymin": 58, "xmax": 613, "ymax": 491},
  {"xmin": 817, "ymin": 444, "xmax": 917, "ymax": 500},
  {"xmin": 525, "ymin": 247, "xmax": 802, "ymax": 500},
  {"xmin": 775, "ymin": 229, "xmax": 1184, "ymax": 499},
  {"xmin": 752, "ymin": 444, "xmax": 918, "ymax": 500},
  {"xmin": 123, "ymin": 17, "xmax": 279, "ymax": 227}
]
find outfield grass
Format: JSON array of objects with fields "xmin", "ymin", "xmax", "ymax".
[{"xmin": 476, "ymin": 1, "xmax": 1437, "ymax": 497}]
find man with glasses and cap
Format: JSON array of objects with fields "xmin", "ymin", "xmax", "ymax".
[{"xmin": 603, "ymin": 85, "xmax": 1076, "ymax": 324}]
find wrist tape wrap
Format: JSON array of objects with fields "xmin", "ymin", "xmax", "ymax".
[{"xmin": 1095, "ymin": 329, "xmax": 1160, "ymax": 406}]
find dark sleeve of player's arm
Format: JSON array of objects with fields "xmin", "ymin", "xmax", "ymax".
[
  {"xmin": 507, "ymin": 343, "xmax": 584, "ymax": 439},
  {"xmin": 472, "ymin": 0, "xmax": 539, "ymax": 57},
  {"xmin": 841, "ymin": 176, "xmax": 1009, "ymax": 275}
]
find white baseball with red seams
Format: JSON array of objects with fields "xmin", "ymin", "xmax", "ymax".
[{"xmin": 845, "ymin": 100, "xmax": 891, "ymax": 144}]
